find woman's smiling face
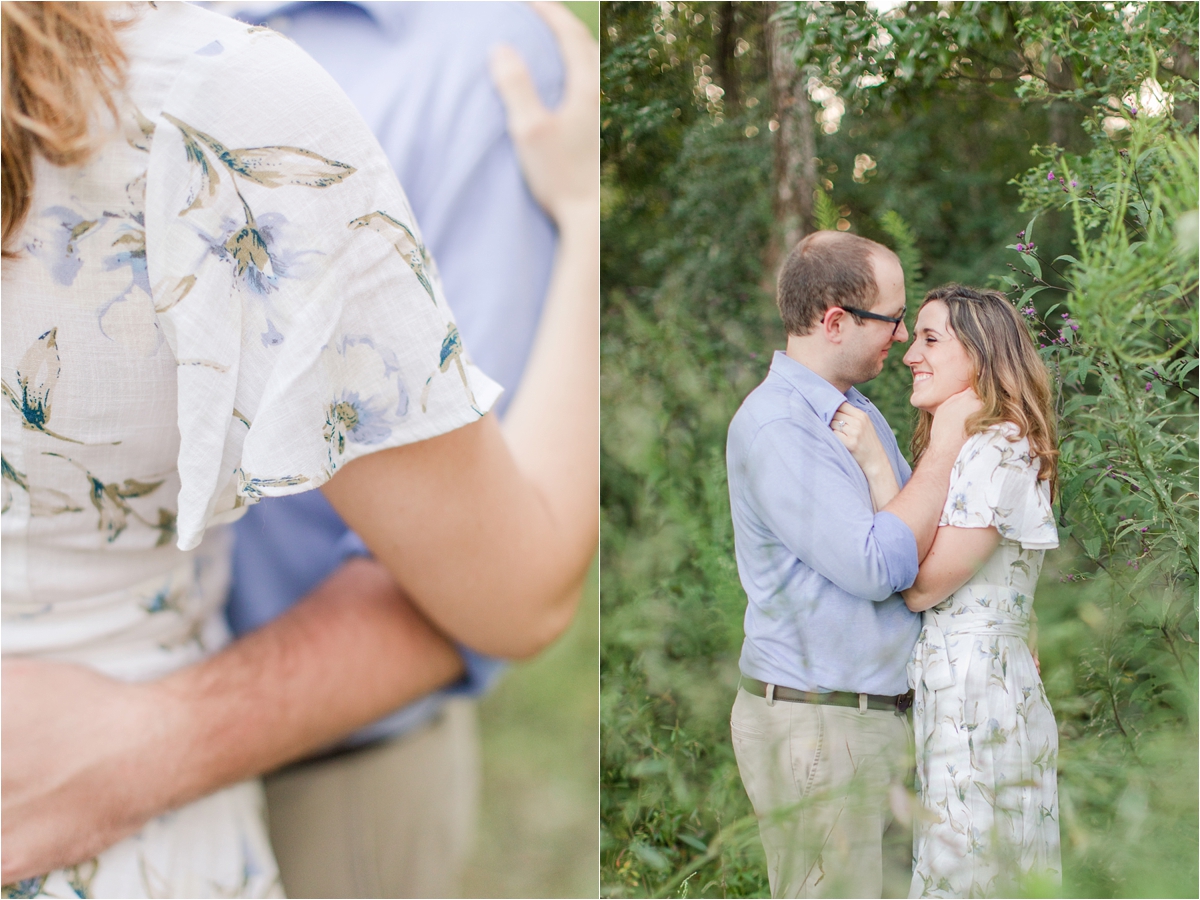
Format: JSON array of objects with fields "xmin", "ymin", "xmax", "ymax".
[{"xmin": 902, "ymin": 300, "xmax": 974, "ymax": 412}]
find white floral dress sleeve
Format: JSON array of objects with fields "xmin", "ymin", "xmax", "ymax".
[
  {"xmin": 144, "ymin": 26, "xmax": 501, "ymax": 551},
  {"xmin": 940, "ymin": 423, "xmax": 1058, "ymax": 550}
]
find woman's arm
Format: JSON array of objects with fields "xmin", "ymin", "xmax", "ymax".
[
  {"xmin": 901, "ymin": 525, "xmax": 1000, "ymax": 612},
  {"xmin": 830, "ymin": 403, "xmax": 900, "ymax": 511},
  {"xmin": 320, "ymin": 4, "xmax": 598, "ymax": 659}
]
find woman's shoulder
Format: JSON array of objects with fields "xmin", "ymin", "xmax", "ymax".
[
  {"xmin": 122, "ymin": 3, "xmax": 340, "ymax": 119},
  {"xmin": 125, "ymin": 3, "xmax": 295, "ymax": 61},
  {"xmin": 957, "ymin": 422, "xmax": 1033, "ymax": 470}
]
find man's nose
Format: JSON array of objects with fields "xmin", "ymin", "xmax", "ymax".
[{"xmin": 893, "ymin": 321, "xmax": 909, "ymax": 344}]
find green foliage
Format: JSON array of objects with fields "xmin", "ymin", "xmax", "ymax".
[
  {"xmin": 1001, "ymin": 122, "xmax": 1199, "ymax": 895},
  {"xmin": 602, "ymin": 2, "xmax": 1198, "ymax": 896},
  {"xmin": 812, "ymin": 187, "xmax": 840, "ymax": 231},
  {"xmin": 877, "ymin": 208, "xmax": 925, "ymax": 296}
]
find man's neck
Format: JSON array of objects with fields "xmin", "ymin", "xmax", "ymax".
[{"xmin": 785, "ymin": 334, "xmax": 852, "ymax": 394}]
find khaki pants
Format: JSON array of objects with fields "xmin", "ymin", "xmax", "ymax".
[
  {"xmin": 263, "ymin": 698, "xmax": 480, "ymax": 899},
  {"xmin": 731, "ymin": 687, "xmax": 912, "ymax": 899}
]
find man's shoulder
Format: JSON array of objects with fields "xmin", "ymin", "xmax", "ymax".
[
  {"xmin": 728, "ymin": 373, "xmax": 820, "ymax": 458},
  {"xmin": 376, "ymin": 2, "xmax": 562, "ymax": 94}
]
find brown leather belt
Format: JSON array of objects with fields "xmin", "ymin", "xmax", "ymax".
[{"xmin": 741, "ymin": 677, "xmax": 913, "ymax": 714}]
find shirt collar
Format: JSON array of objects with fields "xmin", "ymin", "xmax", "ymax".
[{"xmin": 768, "ymin": 351, "xmax": 872, "ymax": 425}]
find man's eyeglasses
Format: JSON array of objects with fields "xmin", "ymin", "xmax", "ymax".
[{"xmin": 838, "ymin": 305, "xmax": 907, "ymax": 337}]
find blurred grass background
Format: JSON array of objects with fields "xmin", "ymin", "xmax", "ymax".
[{"xmin": 464, "ymin": 562, "xmax": 599, "ymax": 898}]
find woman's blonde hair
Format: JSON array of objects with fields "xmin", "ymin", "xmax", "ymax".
[
  {"xmin": 2, "ymin": 2, "xmax": 129, "ymax": 257},
  {"xmin": 910, "ymin": 284, "xmax": 1059, "ymax": 501}
]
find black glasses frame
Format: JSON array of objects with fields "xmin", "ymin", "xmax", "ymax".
[{"xmin": 838, "ymin": 305, "xmax": 907, "ymax": 336}]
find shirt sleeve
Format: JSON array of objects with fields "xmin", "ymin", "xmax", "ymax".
[
  {"xmin": 144, "ymin": 28, "xmax": 501, "ymax": 552},
  {"xmin": 744, "ymin": 419, "xmax": 919, "ymax": 601},
  {"xmin": 941, "ymin": 425, "xmax": 1059, "ymax": 550}
]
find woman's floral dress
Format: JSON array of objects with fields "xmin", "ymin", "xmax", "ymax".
[
  {"xmin": 907, "ymin": 424, "xmax": 1061, "ymax": 898},
  {"xmin": 1, "ymin": 4, "xmax": 499, "ymax": 897}
]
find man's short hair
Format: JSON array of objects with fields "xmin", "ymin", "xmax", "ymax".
[{"xmin": 776, "ymin": 231, "xmax": 897, "ymax": 336}]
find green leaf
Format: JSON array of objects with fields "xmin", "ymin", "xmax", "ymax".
[
  {"xmin": 1023, "ymin": 213, "xmax": 1039, "ymax": 246},
  {"xmin": 632, "ymin": 842, "xmax": 671, "ymax": 871},
  {"xmin": 678, "ymin": 834, "xmax": 708, "ymax": 852},
  {"xmin": 1020, "ymin": 252, "xmax": 1042, "ymax": 279}
]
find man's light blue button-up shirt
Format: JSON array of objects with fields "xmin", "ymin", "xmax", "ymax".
[{"xmin": 727, "ymin": 352, "xmax": 921, "ymax": 696}]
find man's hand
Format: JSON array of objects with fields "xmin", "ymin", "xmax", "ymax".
[
  {"xmin": 2, "ymin": 557, "xmax": 465, "ymax": 883},
  {"xmin": 1, "ymin": 660, "xmax": 168, "ymax": 882}
]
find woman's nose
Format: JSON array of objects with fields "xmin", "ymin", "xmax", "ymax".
[{"xmin": 902, "ymin": 343, "xmax": 918, "ymax": 366}]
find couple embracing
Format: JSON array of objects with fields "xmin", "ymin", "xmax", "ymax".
[{"xmin": 728, "ymin": 231, "xmax": 1060, "ymax": 899}]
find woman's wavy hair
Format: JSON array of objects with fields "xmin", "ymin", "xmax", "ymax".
[
  {"xmin": 910, "ymin": 284, "xmax": 1059, "ymax": 501},
  {"xmin": 2, "ymin": 2, "xmax": 129, "ymax": 257}
]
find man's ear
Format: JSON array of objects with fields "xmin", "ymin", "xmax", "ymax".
[{"xmin": 821, "ymin": 306, "xmax": 849, "ymax": 344}]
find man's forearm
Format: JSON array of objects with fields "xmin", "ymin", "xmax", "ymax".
[
  {"xmin": 146, "ymin": 557, "xmax": 464, "ymax": 818},
  {"xmin": 0, "ymin": 557, "xmax": 463, "ymax": 883}
]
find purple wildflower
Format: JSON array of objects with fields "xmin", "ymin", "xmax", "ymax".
[
  {"xmin": 1146, "ymin": 382, "xmax": 1153, "ymax": 391},
  {"xmin": 1070, "ymin": 324, "xmax": 1078, "ymax": 331},
  {"xmin": 1141, "ymin": 527, "xmax": 1148, "ymax": 533},
  {"xmin": 1016, "ymin": 243, "xmax": 1026, "ymax": 252},
  {"xmin": 1070, "ymin": 180, "xmax": 1078, "ymax": 188},
  {"xmin": 1048, "ymin": 171, "xmax": 1056, "ymax": 181},
  {"xmin": 1018, "ymin": 230, "xmax": 1025, "ymax": 238}
]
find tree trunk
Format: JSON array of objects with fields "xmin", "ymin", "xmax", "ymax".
[
  {"xmin": 767, "ymin": 2, "xmax": 816, "ymax": 256},
  {"xmin": 714, "ymin": 2, "xmax": 739, "ymax": 113},
  {"xmin": 1046, "ymin": 54, "xmax": 1075, "ymax": 149},
  {"xmin": 1168, "ymin": 40, "xmax": 1198, "ymax": 129}
]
